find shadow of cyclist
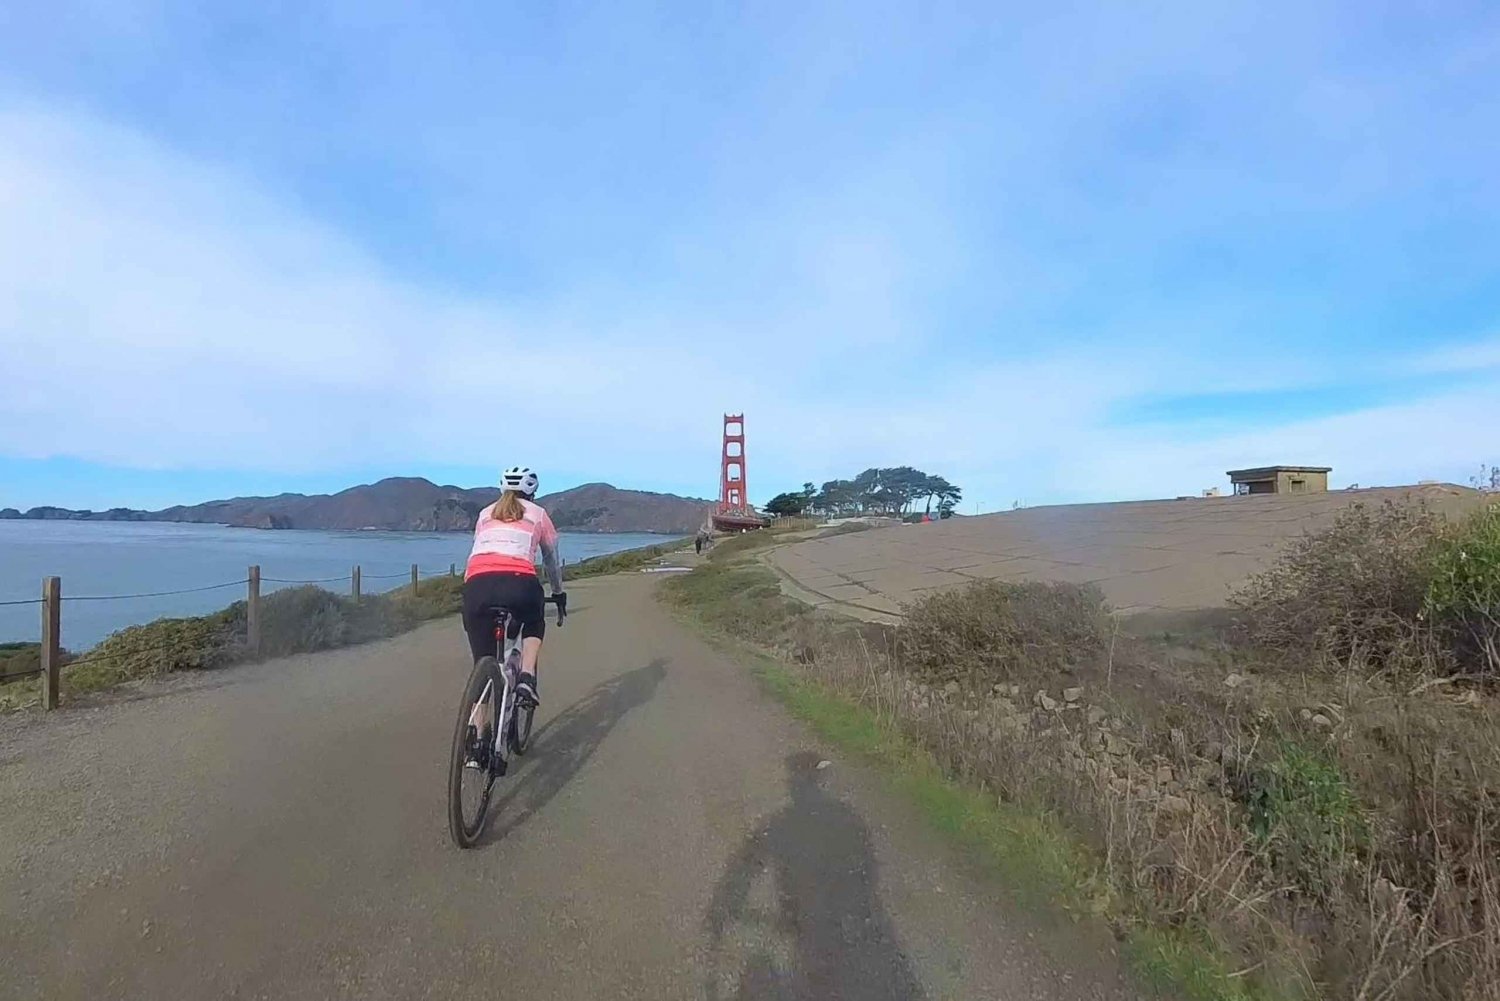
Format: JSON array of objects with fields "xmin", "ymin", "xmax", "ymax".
[
  {"xmin": 704, "ymin": 752, "xmax": 926, "ymax": 1000},
  {"xmin": 479, "ymin": 658, "xmax": 667, "ymax": 845}
]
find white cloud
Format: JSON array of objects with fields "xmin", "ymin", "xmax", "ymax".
[
  {"xmin": 0, "ymin": 103, "xmax": 995, "ymax": 478},
  {"xmin": 1407, "ymin": 334, "xmax": 1500, "ymax": 376},
  {"xmin": 0, "ymin": 102, "xmax": 1492, "ymax": 508}
]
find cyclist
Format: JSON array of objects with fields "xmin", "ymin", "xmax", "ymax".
[{"xmin": 461, "ymin": 466, "xmax": 566, "ymax": 705}]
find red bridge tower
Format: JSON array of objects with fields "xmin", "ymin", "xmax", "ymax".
[{"xmin": 712, "ymin": 413, "xmax": 768, "ymax": 532}]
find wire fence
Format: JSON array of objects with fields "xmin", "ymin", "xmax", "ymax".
[
  {"xmin": 260, "ymin": 575, "xmax": 352, "ymax": 585},
  {"xmin": 1, "ymin": 566, "xmax": 459, "ymax": 606},
  {"xmin": 64, "ymin": 579, "xmax": 250, "ymax": 602},
  {"xmin": 1, "ymin": 564, "xmax": 462, "ymax": 696},
  {"xmin": 3, "ymin": 554, "xmax": 596, "ymax": 701}
]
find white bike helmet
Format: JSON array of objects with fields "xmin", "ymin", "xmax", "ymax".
[{"xmin": 501, "ymin": 466, "xmax": 540, "ymax": 497}]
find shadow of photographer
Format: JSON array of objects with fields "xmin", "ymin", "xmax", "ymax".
[{"xmin": 705, "ymin": 751, "xmax": 926, "ymax": 1000}]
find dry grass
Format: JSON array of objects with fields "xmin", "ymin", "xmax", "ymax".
[
  {"xmin": 900, "ymin": 579, "xmax": 1109, "ymax": 685},
  {"xmin": 1233, "ymin": 500, "xmax": 1500, "ymax": 682},
  {"xmin": 564, "ymin": 537, "xmax": 693, "ymax": 579},
  {"xmin": 664, "ymin": 506, "xmax": 1500, "ymax": 1001}
]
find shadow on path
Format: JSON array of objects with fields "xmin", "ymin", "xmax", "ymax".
[
  {"xmin": 480, "ymin": 658, "xmax": 667, "ymax": 844},
  {"xmin": 705, "ymin": 752, "xmax": 926, "ymax": 1001}
]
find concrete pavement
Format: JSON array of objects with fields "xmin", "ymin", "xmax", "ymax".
[
  {"xmin": 1, "ymin": 572, "xmax": 1137, "ymax": 1000},
  {"xmin": 766, "ymin": 484, "xmax": 1488, "ymax": 620}
]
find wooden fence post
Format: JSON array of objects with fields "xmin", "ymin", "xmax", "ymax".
[
  {"xmin": 247, "ymin": 566, "xmax": 261, "ymax": 655},
  {"xmin": 351, "ymin": 565, "xmax": 361, "ymax": 603},
  {"xmin": 410, "ymin": 564, "xmax": 419, "ymax": 595},
  {"xmin": 449, "ymin": 562, "xmax": 456, "ymax": 577},
  {"xmin": 41, "ymin": 576, "xmax": 60, "ymax": 710}
]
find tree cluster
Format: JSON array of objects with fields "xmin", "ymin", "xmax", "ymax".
[{"xmin": 764, "ymin": 468, "xmax": 962, "ymax": 519}]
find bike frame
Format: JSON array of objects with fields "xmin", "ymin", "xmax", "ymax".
[
  {"xmin": 471, "ymin": 596, "xmax": 563, "ymax": 768},
  {"xmin": 469, "ymin": 613, "xmax": 522, "ymax": 766},
  {"xmin": 493, "ymin": 614, "xmax": 522, "ymax": 759}
]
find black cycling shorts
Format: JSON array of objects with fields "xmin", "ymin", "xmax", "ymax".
[{"xmin": 461, "ymin": 572, "xmax": 545, "ymax": 662}]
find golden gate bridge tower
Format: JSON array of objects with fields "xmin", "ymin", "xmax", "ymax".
[{"xmin": 712, "ymin": 413, "xmax": 769, "ymax": 532}]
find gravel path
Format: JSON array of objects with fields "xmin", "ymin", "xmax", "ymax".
[{"xmin": 1, "ymin": 574, "xmax": 1138, "ymax": 1000}]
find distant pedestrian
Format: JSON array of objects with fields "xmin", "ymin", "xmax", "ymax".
[{"xmin": 695, "ymin": 530, "xmax": 706, "ymax": 555}]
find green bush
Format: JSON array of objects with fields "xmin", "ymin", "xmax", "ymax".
[
  {"xmin": 258, "ymin": 577, "xmax": 467, "ymax": 654},
  {"xmin": 349, "ymin": 576, "xmax": 460, "ymax": 639},
  {"xmin": 566, "ymin": 541, "xmax": 688, "ymax": 579},
  {"xmin": 706, "ymin": 521, "xmax": 871, "ymax": 564},
  {"xmin": 660, "ymin": 558, "xmax": 882, "ymax": 669},
  {"xmin": 5, "ymin": 575, "xmax": 470, "ymax": 705},
  {"xmin": 0, "ymin": 642, "xmax": 42, "ymax": 681},
  {"xmin": 410, "ymin": 573, "xmax": 463, "ymax": 613},
  {"xmin": 77, "ymin": 611, "xmax": 238, "ymax": 690},
  {"xmin": 259, "ymin": 586, "xmax": 353, "ymax": 656},
  {"xmin": 1242, "ymin": 740, "xmax": 1365, "ymax": 899},
  {"xmin": 899, "ymin": 579, "xmax": 1109, "ymax": 685},
  {"xmin": 706, "ymin": 531, "xmax": 779, "ymax": 562},
  {"xmin": 662, "ymin": 560, "xmax": 806, "ymax": 640},
  {"xmin": 1424, "ymin": 503, "xmax": 1500, "ymax": 674}
]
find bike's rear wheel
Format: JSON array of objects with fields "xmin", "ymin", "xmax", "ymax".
[{"xmin": 448, "ymin": 656, "xmax": 500, "ymax": 848}]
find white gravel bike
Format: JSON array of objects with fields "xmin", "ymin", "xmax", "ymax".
[{"xmin": 447, "ymin": 595, "xmax": 566, "ymax": 848}]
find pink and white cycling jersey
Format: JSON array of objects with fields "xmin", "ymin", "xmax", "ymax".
[{"xmin": 464, "ymin": 498, "xmax": 561, "ymax": 585}]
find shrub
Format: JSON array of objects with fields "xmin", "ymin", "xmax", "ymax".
[
  {"xmin": 566, "ymin": 541, "xmax": 687, "ymax": 579},
  {"xmin": 706, "ymin": 531, "xmax": 780, "ymax": 562},
  {"xmin": 818, "ymin": 521, "xmax": 874, "ymax": 538},
  {"xmin": 1231, "ymin": 501, "xmax": 1442, "ymax": 674},
  {"xmin": 661, "ymin": 558, "xmax": 892, "ymax": 673},
  {"xmin": 0, "ymin": 642, "xmax": 42, "ymax": 681},
  {"xmin": 393, "ymin": 574, "xmax": 464, "ymax": 619},
  {"xmin": 663, "ymin": 560, "xmax": 806, "ymax": 639},
  {"xmin": 77, "ymin": 611, "xmax": 238, "ymax": 689},
  {"xmin": 899, "ymin": 579, "xmax": 1108, "ymax": 686},
  {"xmin": 259, "ymin": 586, "xmax": 353, "ymax": 656},
  {"xmin": 1241, "ymin": 739, "xmax": 1366, "ymax": 899},
  {"xmin": 670, "ymin": 516, "xmax": 1500, "ymax": 999},
  {"xmin": 1424, "ymin": 503, "xmax": 1500, "ymax": 676},
  {"xmin": 257, "ymin": 578, "xmax": 465, "ymax": 654},
  {"xmin": 7, "ymin": 576, "xmax": 470, "ymax": 706}
]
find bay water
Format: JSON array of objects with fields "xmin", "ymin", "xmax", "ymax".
[{"xmin": 0, "ymin": 521, "xmax": 675, "ymax": 649}]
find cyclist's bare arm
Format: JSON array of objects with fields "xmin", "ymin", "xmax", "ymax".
[{"xmin": 540, "ymin": 536, "xmax": 564, "ymax": 595}]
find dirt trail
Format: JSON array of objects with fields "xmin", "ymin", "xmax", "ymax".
[{"xmin": 1, "ymin": 574, "xmax": 1138, "ymax": 1000}]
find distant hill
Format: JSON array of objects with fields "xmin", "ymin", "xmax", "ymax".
[
  {"xmin": 0, "ymin": 479, "xmax": 713, "ymax": 535},
  {"xmin": 542, "ymin": 482, "xmax": 713, "ymax": 534}
]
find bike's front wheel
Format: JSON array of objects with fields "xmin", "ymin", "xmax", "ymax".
[
  {"xmin": 505, "ymin": 649, "xmax": 536, "ymax": 756},
  {"xmin": 448, "ymin": 656, "xmax": 499, "ymax": 848},
  {"xmin": 512, "ymin": 700, "xmax": 535, "ymax": 755}
]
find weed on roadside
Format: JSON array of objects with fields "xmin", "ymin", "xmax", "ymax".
[{"xmin": 663, "ymin": 500, "xmax": 1500, "ymax": 1001}]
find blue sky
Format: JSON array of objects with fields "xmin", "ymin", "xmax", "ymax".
[{"xmin": 1, "ymin": 2, "xmax": 1497, "ymax": 512}]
